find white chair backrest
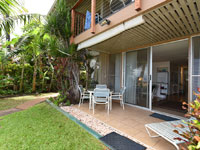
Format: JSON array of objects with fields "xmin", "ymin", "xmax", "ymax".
[
  {"xmin": 120, "ymin": 87, "xmax": 126, "ymax": 95},
  {"xmin": 96, "ymin": 84, "xmax": 107, "ymax": 89},
  {"xmin": 94, "ymin": 88, "xmax": 110, "ymax": 98}
]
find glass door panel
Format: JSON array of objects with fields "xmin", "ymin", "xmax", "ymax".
[
  {"xmin": 108, "ymin": 53, "xmax": 121, "ymax": 92},
  {"xmin": 192, "ymin": 36, "xmax": 200, "ymax": 100},
  {"xmin": 125, "ymin": 48, "xmax": 150, "ymax": 108}
]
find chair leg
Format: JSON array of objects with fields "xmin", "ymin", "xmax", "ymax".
[
  {"xmin": 79, "ymin": 97, "xmax": 82, "ymax": 107},
  {"xmin": 89, "ymin": 97, "xmax": 91, "ymax": 110},
  {"xmin": 93, "ymin": 102, "xmax": 95, "ymax": 115},
  {"xmin": 110, "ymin": 99, "xmax": 112, "ymax": 110},
  {"xmin": 107, "ymin": 102, "xmax": 109, "ymax": 115},
  {"xmin": 122, "ymin": 100, "xmax": 125, "ymax": 110},
  {"xmin": 82, "ymin": 98, "xmax": 84, "ymax": 104}
]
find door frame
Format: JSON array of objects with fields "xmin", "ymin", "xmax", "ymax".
[
  {"xmin": 149, "ymin": 47, "xmax": 153, "ymax": 110},
  {"xmin": 190, "ymin": 34, "xmax": 200, "ymax": 104},
  {"xmin": 123, "ymin": 47, "xmax": 152, "ymax": 110},
  {"xmin": 122, "ymin": 38, "xmax": 192, "ymax": 112},
  {"xmin": 150, "ymin": 38, "xmax": 190, "ymax": 112}
]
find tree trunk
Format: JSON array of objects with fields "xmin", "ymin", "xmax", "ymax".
[
  {"xmin": 19, "ymin": 55, "xmax": 25, "ymax": 92},
  {"xmin": 6, "ymin": 14, "xmax": 11, "ymax": 51},
  {"xmin": 48, "ymin": 56, "xmax": 54, "ymax": 92},
  {"xmin": 67, "ymin": 59, "xmax": 80, "ymax": 104},
  {"xmin": 49, "ymin": 71, "xmax": 54, "ymax": 92},
  {"xmin": 85, "ymin": 61, "xmax": 89, "ymax": 90},
  {"xmin": 39, "ymin": 55, "xmax": 43, "ymax": 79},
  {"xmin": 42, "ymin": 71, "xmax": 48, "ymax": 92},
  {"xmin": 0, "ymin": 63, "xmax": 4, "ymax": 75},
  {"xmin": 32, "ymin": 57, "xmax": 37, "ymax": 93}
]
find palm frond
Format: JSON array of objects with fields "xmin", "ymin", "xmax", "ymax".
[
  {"xmin": 0, "ymin": 0, "xmax": 26, "ymax": 16},
  {"xmin": 0, "ymin": 13, "xmax": 44, "ymax": 36}
]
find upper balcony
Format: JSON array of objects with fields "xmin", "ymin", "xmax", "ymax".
[
  {"xmin": 71, "ymin": 0, "xmax": 168, "ymax": 45},
  {"xmin": 72, "ymin": 0, "xmax": 135, "ymax": 35}
]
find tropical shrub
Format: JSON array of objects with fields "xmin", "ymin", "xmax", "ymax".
[
  {"xmin": 174, "ymin": 89, "xmax": 200, "ymax": 150},
  {"xmin": 49, "ymin": 94, "xmax": 67, "ymax": 106}
]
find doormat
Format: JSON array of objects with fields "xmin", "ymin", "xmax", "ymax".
[
  {"xmin": 150, "ymin": 113, "xmax": 180, "ymax": 121},
  {"xmin": 100, "ymin": 132, "xmax": 146, "ymax": 150}
]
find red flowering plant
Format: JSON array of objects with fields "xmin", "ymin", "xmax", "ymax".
[{"xmin": 173, "ymin": 88, "xmax": 200, "ymax": 150}]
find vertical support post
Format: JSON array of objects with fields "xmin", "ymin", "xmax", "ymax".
[
  {"xmin": 120, "ymin": 53, "xmax": 123, "ymax": 88},
  {"xmin": 91, "ymin": 0, "xmax": 96, "ymax": 34},
  {"xmin": 122, "ymin": 52, "xmax": 126, "ymax": 89},
  {"xmin": 70, "ymin": 9, "xmax": 75, "ymax": 44},
  {"xmin": 188, "ymin": 37, "xmax": 193, "ymax": 110},
  {"xmin": 135, "ymin": 0, "xmax": 141, "ymax": 11},
  {"xmin": 149, "ymin": 47, "xmax": 153, "ymax": 111}
]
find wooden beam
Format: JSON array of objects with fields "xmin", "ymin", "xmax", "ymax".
[
  {"xmin": 135, "ymin": 0, "xmax": 142, "ymax": 11},
  {"xmin": 70, "ymin": 9, "xmax": 75, "ymax": 44},
  {"xmin": 91, "ymin": 0, "xmax": 96, "ymax": 34},
  {"xmin": 72, "ymin": 0, "xmax": 84, "ymax": 9}
]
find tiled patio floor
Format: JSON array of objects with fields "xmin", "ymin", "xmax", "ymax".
[{"xmin": 75, "ymin": 101, "xmax": 184, "ymax": 150}]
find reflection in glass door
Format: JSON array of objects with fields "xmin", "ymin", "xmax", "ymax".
[
  {"xmin": 125, "ymin": 48, "xmax": 150, "ymax": 108},
  {"xmin": 192, "ymin": 36, "xmax": 200, "ymax": 100}
]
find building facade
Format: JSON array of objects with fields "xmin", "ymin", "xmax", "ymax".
[{"xmin": 70, "ymin": 0, "xmax": 200, "ymax": 114}]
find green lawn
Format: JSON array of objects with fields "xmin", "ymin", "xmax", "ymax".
[
  {"xmin": 0, "ymin": 93, "xmax": 57, "ymax": 111},
  {"xmin": 0, "ymin": 102, "xmax": 106, "ymax": 150}
]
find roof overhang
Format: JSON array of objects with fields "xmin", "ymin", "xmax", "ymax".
[{"xmin": 78, "ymin": 0, "xmax": 200, "ymax": 54}]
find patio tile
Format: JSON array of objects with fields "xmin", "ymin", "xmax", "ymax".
[
  {"xmin": 120, "ymin": 118, "xmax": 140, "ymax": 127},
  {"xmin": 153, "ymin": 138, "xmax": 176, "ymax": 150},
  {"xmin": 106, "ymin": 119, "xmax": 125, "ymax": 129},
  {"xmin": 133, "ymin": 131, "xmax": 161, "ymax": 147},
  {"xmin": 74, "ymin": 102, "xmax": 179, "ymax": 150}
]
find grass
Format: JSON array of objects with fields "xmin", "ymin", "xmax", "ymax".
[
  {"xmin": 0, "ymin": 93, "xmax": 57, "ymax": 111},
  {"xmin": 0, "ymin": 102, "xmax": 106, "ymax": 150}
]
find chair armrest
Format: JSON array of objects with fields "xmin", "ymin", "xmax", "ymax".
[{"xmin": 112, "ymin": 92, "xmax": 120, "ymax": 95}]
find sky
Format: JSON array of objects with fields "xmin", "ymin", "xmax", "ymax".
[
  {"xmin": 23, "ymin": 0, "xmax": 55, "ymax": 15},
  {"xmin": 13, "ymin": 0, "xmax": 55, "ymax": 36}
]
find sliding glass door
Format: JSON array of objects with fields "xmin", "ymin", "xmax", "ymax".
[
  {"xmin": 108, "ymin": 53, "xmax": 121, "ymax": 92},
  {"xmin": 192, "ymin": 36, "xmax": 200, "ymax": 100},
  {"xmin": 125, "ymin": 48, "xmax": 150, "ymax": 108}
]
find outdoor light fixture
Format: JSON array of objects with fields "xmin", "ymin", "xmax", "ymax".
[{"xmin": 100, "ymin": 19, "xmax": 111, "ymax": 26}]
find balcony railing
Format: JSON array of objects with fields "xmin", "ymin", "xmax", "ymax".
[
  {"xmin": 71, "ymin": 0, "xmax": 141, "ymax": 39},
  {"xmin": 74, "ymin": 11, "xmax": 85, "ymax": 37}
]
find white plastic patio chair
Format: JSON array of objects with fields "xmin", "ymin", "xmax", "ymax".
[
  {"xmin": 92, "ymin": 88, "xmax": 111, "ymax": 115},
  {"xmin": 78, "ymin": 85, "xmax": 90, "ymax": 107},
  {"xmin": 96, "ymin": 84, "xmax": 107, "ymax": 89},
  {"xmin": 111, "ymin": 87, "xmax": 126, "ymax": 110},
  {"xmin": 145, "ymin": 119, "xmax": 190, "ymax": 150}
]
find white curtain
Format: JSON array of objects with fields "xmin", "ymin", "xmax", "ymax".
[
  {"xmin": 115, "ymin": 54, "xmax": 121, "ymax": 92},
  {"xmin": 125, "ymin": 52, "xmax": 137, "ymax": 104}
]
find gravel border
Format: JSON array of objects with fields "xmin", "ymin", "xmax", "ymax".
[{"xmin": 61, "ymin": 106, "xmax": 154, "ymax": 150}]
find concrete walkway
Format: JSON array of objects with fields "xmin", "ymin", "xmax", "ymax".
[
  {"xmin": 0, "ymin": 93, "xmax": 58, "ymax": 117},
  {"xmin": 0, "ymin": 108, "xmax": 21, "ymax": 117},
  {"xmin": 16, "ymin": 98, "xmax": 47, "ymax": 110}
]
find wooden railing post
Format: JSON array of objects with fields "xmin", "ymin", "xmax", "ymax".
[
  {"xmin": 135, "ymin": 0, "xmax": 141, "ymax": 11},
  {"xmin": 91, "ymin": 0, "xmax": 96, "ymax": 34},
  {"xmin": 70, "ymin": 9, "xmax": 75, "ymax": 44}
]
